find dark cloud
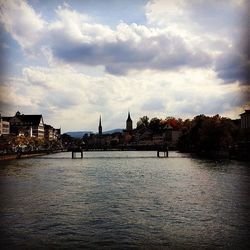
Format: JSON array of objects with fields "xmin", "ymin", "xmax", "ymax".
[
  {"xmin": 51, "ymin": 32, "xmax": 211, "ymax": 75},
  {"xmin": 215, "ymin": 52, "xmax": 250, "ymax": 85},
  {"xmin": 213, "ymin": 1, "xmax": 250, "ymax": 87}
]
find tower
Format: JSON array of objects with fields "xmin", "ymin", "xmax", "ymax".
[
  {"xmin": 98, "ymin": 115, "xmax": 102, "ymax": 135},
  {"xmin": 126, "ymin": 111, "xmax": 133, "ymax": 131}
]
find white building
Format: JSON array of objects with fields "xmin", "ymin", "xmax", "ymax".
[
  {"xmin": 0, "ymin": 115, "xmax": 10, "ymax": 135},
  {"xmin": 240, "ymin": 110, "xmax": 250, "ymax": 129}
]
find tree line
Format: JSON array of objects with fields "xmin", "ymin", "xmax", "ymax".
[{"xmin": 136, "ymin": 114, "xmax": 241, "ymax": 153}]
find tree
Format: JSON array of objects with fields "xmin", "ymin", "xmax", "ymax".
[
  {"xmin": 162, "ymin": 117, "xmax": 183, "ymax": 130},
  {"xmin": 178, "ymin": 114, "xmax": 238, "ymax": 153},
  {"xmin": 137, "ymin": 116, "xmax": 149, "ymax": 129},
  {"xmin": 148, "ymin": 117, "xmax": 161, "ymax": 132}
]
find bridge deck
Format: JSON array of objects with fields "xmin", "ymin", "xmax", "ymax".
[{"xmin": 70, "ymin": 148, "xmax": 169, "ymax": 158}]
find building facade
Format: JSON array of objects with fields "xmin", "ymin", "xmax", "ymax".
[
  {"xmin": 44, "ymin": 125, "xmax": 61, "ymax": 141},
  {"xmin": 3, "ymin": 111, "xmax": 45, "ymax": 138},
  {"xmin": 44, "ymin": 124, "xmax": 54, "ymax": 141},
  {"xmin": 240, "ymin": 110, "xmax": 250, "ymax": 129},
  {"xmin": 0, "ymin": 115, "xmax": 10, "ymax": 135}
]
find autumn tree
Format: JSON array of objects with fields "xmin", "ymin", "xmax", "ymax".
[{"xmin": 162, "ymin": 117, "xmax": 183, "ymax": 130}]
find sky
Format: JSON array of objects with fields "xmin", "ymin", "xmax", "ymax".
[{"xmin": 0, "ymin": 0, "xmax": 249, "ymax": 132}]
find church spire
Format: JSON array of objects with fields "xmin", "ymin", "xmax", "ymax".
[
  {"xmin": 126, "ymin": 111, "xmax": 133, "ymax": 131},
  {"xmin": 127, "ymin": 111, "xmax": 132, "ymax": 122},
  {"xmin": 98, "ymin": 115, "xmax": 102, "ymax": 135}
]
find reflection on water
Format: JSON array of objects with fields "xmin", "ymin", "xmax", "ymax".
[{"xmin": 0, "ymin": 151, "xmax": 249, "ymax": 249}]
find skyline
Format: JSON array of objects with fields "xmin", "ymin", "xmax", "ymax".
[{"xmin": 0, "ymin": 0, "xmax": 249, "ymax": 132}]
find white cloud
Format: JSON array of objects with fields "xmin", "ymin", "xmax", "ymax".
[
  {"xmin": 0, "ymin": 1, "xmax": 212, "ymax": 75},
  {"xmin": 1, "ymin": 0, "xmax": 248, "ymax": 82},
  {"xmin": 0, "ymin": 0, "xmax": 45, "ymax": 53}
]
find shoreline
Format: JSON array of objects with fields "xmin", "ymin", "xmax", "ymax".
[
  {"xmin": 0, "ymin": 150, "xmax": 65, "ymax": 161},
  {"xmin": 1, "ymin": 149, "xmax": 249, "ymax": 162}
]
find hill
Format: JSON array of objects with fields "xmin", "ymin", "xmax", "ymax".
[
  {"xmin": 65, "ymin": 129, "xmax": 123, "ymax": 138},
  {"xmin": 103, "ymin": 128, "xmax": 123, "ymax": 134},
  {"xmin": 64, "ymin": 131, "xmax": 92, "ymax": 138}
]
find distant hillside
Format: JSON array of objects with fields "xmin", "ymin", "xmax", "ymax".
[
  {"xmin": 64, "ymin": 129, "xmax": 123, "ymax": 138},
  {"xmin": 64, "ymin": 131, "xmax": 93, "ymax": 138},
  {"xmin": 103, "ymin": 128, "xmax": 123, "ymax": 134}
]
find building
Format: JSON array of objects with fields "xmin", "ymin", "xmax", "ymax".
[
  {"xmin": 3, "ymin": 111, "xmax": 44, "ymax": 138},
  {"xmin": 44, "ymin": 124, "xmax": 54, "ymax": 141},
  {"xmin": 126, "ymin": 111, "xmax": 133, "ymax": 131},
  {"xmin": 44, "ymin": 125, "xmax": 61, "ymax": 141},
  {"xmin": 54, "ymin": 128, "xmax": 61, "ymax": 140},
  {"xmin": 0, "ymin": 115, "xmax": 10, "ymax": 135},
  {"xmin": 240, "ymin": 110, "xmax": 250, "ymax": 129}
]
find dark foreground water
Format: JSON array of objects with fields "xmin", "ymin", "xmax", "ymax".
[{"xmin": 0, "ymin": 151, "xmax": 249, "ymax": 249}]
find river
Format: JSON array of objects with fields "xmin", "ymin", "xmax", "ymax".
[{"xmin": 0, "ymin": 151, "xmax": 249, "ymax": 249}]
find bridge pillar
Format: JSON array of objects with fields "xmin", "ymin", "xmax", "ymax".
[
  {"xmin": 157, "ymin": 149, "xmax": 169, "ymax": 158},
  {"xmin": 72, "ymin": 150, "xmax": 83, "ymax": 159}
]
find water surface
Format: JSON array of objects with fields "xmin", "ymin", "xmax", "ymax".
[{"xmin": 0, "ymin": 151, "xmax": 249, "ymax": 249}]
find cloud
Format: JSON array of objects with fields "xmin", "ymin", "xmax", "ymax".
[
  {"xmin": 0, "ymin": 0, "xmax": 45, "ymax": 53},
  {"xmin": 145, "ymin": 0, "xmax": 250, "ymax": 85},
  {"xmin": 215, "ymin": 51, "xmax": 250, "ymax": 85},
  {"xmin": 48, "ymin": 19, "xmax": 212, "ymax": 75},
  {"xmin": 141, "ymin": 98, "xmax": 165, "ymax": 111},
  {"xmin": 1, "ymin": 0, "xmax": 248, "ymax": 83},
  {"xmin": 178, "ymin": 90, "xmax": 245, "ymax": 115},
  {"xmin": 0, "ymin": 1, "xmax": 212, "ymax": 75},
  {"xmin": 145, "ymin": 0, "xmax": 247, "ymax": 37}
]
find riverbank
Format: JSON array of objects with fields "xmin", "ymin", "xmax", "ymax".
[
  {"xmin": 0, "ymin": 150, "xmax": 65, "ymax": 161},
  {"xmin": 180, "ymin": 148, "xmax": 250, "ymax": 161}
]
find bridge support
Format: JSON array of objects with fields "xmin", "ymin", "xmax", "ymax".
[
  {"xmin": 72, "ymin": 150, "xmax": 83, "ymax": 159},
  {"xmin": 157, "ymin": 149, "xmax": 168, "ymax": 158}
]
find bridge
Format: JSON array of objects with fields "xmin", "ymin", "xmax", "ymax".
[{"xmin": 70, "ymin": 145, "xmax": 169, "ymax": 159}]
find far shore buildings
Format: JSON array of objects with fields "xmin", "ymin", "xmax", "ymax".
[
  {"xmin": 0, "ymin": 111, "xmax": 60, "ymax": 141},
  {"xmin": 84, "ymin": 112, "xmax": 182, "ymax": 148}
]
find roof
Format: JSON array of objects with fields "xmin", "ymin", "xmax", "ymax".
[
  {"xmin": 44, "ymin": 124, "xmax": 53, "ymax": 129},
  {"xmin": 1, "ymin": 117, "xmax": 11, "ymax": 122},
  {"xmin": 17, "ymin": 115, "xmax": 43, "ymax": 125},
  {"xmin": 240, "ymin": 110, "xmax": 250, "ymax": 116},
  {"xmin": 3, "ymin": 114, "xmax": 43, "ymax": 126},
  {"xmin": 163, "ymin": 124, "xmax": 173, "ymax": 130}
]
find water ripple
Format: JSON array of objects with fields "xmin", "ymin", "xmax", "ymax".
[{"xmin": 0, "ymin": 151, "xmax": 249, "ymax": 249}]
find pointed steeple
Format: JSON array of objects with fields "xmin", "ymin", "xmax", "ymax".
[
  {"xmin": 126, "ymin": 111, "xmax": 133, "ymax": 131},
  {"xmin": 127, "ymin": 111, "xmax": 132, "ymax": 122},
  {"xmin": 98, "ymin": 115, "xmax": 102, "ymax": 135}
]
